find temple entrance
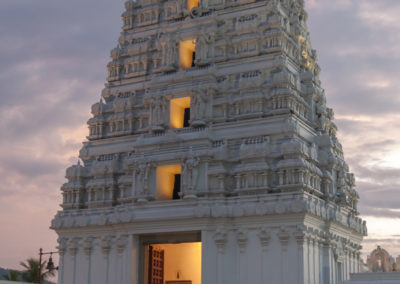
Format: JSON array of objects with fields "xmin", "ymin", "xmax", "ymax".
[{"xmin": 141, "ymin": 233, "xmax": 201, "ymax": 284}]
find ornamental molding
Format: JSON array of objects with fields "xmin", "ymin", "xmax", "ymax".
[
  {"xmin": 236, "ymin": 229, "xmax": 248, "ymax": 252},
  {"xmin": 214, "ymin": 228, "xmax": 228, "ymax": 252},
  {"xmin": 101, "ymin": 236, "xmax": 113, "ymax": 257},
  {"xmin": 82, "ymin": 236, "xmax": 95, "ymax": 257},
  {"xmin": 257, "ymin": 227, "xmax": 271, "ymax": 247},
  {"xmin": 52, "ymin": 192, "xmax": 367, "ymax": 236}
]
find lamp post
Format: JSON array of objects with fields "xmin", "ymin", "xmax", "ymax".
[{"xmin": 38, "ymin": 248, "xmax": 58, "ymax": 284}]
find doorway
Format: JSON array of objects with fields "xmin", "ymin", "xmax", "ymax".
[{"xmin": 141, "ymin": 233, "xmax": 202, "ymax": 284}]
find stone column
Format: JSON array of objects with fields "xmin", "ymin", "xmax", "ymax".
[
  {"xmin": 322, "ymin": 241, "xmax": 334, "ymax": 284},
  {"xmin": 83, "ymin": 237, "xmax": 95, "ymax": 284},
  {"xmin": 294, "ymin": 232, "xmax": 308, "ymax": 284},
  {"xmin": 258, "ymin": 228, "xmax": 271, "ymax": 284},
  {"xmin": 236, "ymin": 229, "xmax": 248, "ymax": 284},
  {"xmin": 311, "ymin": 238, "xmax": 318, "ymax": 284},
  {"xmin": 318, "ymin": 240, "xmax": 324, "ymax": 283},
  {"xmin": 308, "ymin": 237, "xmax": 313, "ymax": 284},
  {"xmin": 116, "ymin": 235, "xmax": 128, "ymax": 284},
  {"xmin": 214, "ymin": 229, "xmax": 227, "ymax": 284},
  {"xmin": 101, "ymin": 236, "xmax": 112, "ymax": 284},
  {"xmin": 57, "ymin": 238, "xmax": 68, "ymax": 284},
  {"xmin": 278, "ymin": 228, "xmax": 290, "ymax": 284},
  {"xmin": 68, "ymin": 238, "xmax": 79, "ymax": 284}
]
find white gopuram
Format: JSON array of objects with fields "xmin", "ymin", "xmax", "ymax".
[{"xmin": 51, "ymin": 0, "xmax": 367, "ymax": 283}]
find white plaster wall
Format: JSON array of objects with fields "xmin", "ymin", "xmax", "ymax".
[
  {"xmin": 91, "ymin": 246, "xmax": 107, "ymax": 284},
  {"xmin": 75, "ymin": 249, "xmax": 88, "ymax": 283},
  {"xmin": 56, "ymin": 213, "xmax": 363, "ymax": 284}
]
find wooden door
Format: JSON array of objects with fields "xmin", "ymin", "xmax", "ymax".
[{"xmin": 149, "ymin": 245, "xmax": 164, "ymax": 284}]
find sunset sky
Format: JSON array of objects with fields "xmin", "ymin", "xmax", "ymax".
[{"xmin": 0, "ymin": 0, "xmax": 400, "ymax": 272}]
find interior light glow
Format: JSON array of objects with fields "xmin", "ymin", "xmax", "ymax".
[
  {"xmin": 156, "ymin": 164, "xmax": 181, "ymax": 200},
  {"xmin": 170, "ymin": 97, "xmax": 191, "ymax": 128},
  {"xmin": 179, "ymin": 40, "xmax": 196, "ymax": 69},
  {"xmin": 187, "ymin": 0, "xmax": 199, "ymax": 11},
  {"xmin": 149, "ymin": 242, "xmax": 202, "ymax": 284}
]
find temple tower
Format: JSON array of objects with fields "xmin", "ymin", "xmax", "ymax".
[{"xmin": 52, "ymin": 0, "xmax": 367, "ymax": 283}]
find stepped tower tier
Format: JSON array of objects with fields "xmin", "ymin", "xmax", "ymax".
[{"xmin": 52, "ymin": 0, "xmax": 367, "ymax": 283}]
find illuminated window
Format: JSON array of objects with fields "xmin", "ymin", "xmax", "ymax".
[
  {"xmin": 169, "ymin": 97, "xmax": 191, "ymax": 128},
  {"xmin": 187, "ymin": 0, "xmax": 199, "ymax": 11},
  {"xmin": 156, "ymin": 165, "xmax": 182, "ymax": 200},
  {"xmin": 144, "ymin": 242, "xmax": 202, "ymax": 284},
  {"xmin": 179, "ymin": 40, "xmax": 196, "ymax": 69}
]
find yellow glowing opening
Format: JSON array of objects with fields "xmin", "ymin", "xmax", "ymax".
[
  {"xmin": 187, "ymin": 0, "xmax": 199, "ymax": 11},
  {"xmin": 156, "ymin": 164, "xmax": 181, "ymax": 200},
  {"xmin": 179, "ymin": 40, "xmax": 196, "ymax": 69},
  {"xmin": 147, "ymin": 242, "xmax": 202, "ymax": 284},
  {"xmin": 298, "ymin": 35, "xmax": 306, "ymax": 43},
  {"xmin": 169, "ymin": 97, "xmax": 191, "ymax": 129},
  {"xmin": 302, "ymin": 50, "xmax": 308, "ymax": 59}
]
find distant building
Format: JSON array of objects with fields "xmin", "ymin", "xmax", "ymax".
[{"xmin": 367, "ymin": 246, "xmax": 400, "ymax": 272}]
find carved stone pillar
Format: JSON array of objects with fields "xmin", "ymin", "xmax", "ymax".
[
  {"xmin": 278, "ymin": 228, "xmax": 290, "ymax": 284},
  {"xmin": 57, "ymin": 237, "xmax": 68, "ymax": 284},
  {"xmin": 68, "ymin": 238, "xmax": 80, "ymax": 284},
  {"xmin": 214, "ymin": 229, "xmax": 227, "ymax": 284},
  {"xmin": 101, "ymin": 236, "xmax": 112, "ymax": 258},
  {"xmin": 82, "ymin": 237, "xmax": 95, "ymax": 284},
  {"xmin": 83, "ymin": 237, "xmax": 95, "ymax": 259},
  {"xmin": 236, "ymin": 229, "xmax": 248, "ymax": 284},
  {"xmin": 116, "ymin": 235, "xmax": 128, "ymax": 284},
  {"xmin": 258, "ymin": 228, "xmax": 271, "ymax": 284},
  {"xmin": 294, "ymin": 231, "xmax": 309, "ymax": 284}
]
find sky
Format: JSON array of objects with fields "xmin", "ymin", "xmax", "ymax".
[{"xmin": 0, "ymin": 0, "xmax": 400, "ymax": 272}]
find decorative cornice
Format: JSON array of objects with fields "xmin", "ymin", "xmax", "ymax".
[
  {"xmin": 236, "ymin": 229, "xmax": 248, "ymax": 253},
  {"xmin": 258, "ymin": 227, "xmax": 271, "ymax": 248},
  {"xmin": 82, "ymin": 236, "xmax": 95, "ymax": 257},
  {"xmin": 116, "ymin": 235, "xmax": 129, "ymax": 254},
  {"xmin": 101, "ymin": 235, "xmax": 113, "ymax": 257},
  {"xmin": 214, "ymin": 228, "xmax": 228, "ymax": 253}
]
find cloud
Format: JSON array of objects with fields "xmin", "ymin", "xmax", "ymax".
[
  {"xmin": 307, "ymin": 0, "xmax": 400, "ymax": 257},
  {"xmin": 0, "ymin": 0, "xmax": 125, "ymax": 270},
  {"xmin": 307, "ymin": 0, "xmax": 400, "ymax": 118}
]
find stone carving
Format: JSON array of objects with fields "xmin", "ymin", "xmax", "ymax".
[
  {"xmin": 195, "ymin": 30, "xmax": 215, "ymax": 65},
  {"xmin": 150, "ymin": 96, "xmax": 166, "ymax": 130},
  {"xmin": 182, "ymin": 151, "xmax": 200, "ymax": 195},
  {"xmin": 258, "ymin": 228, "xmax": 271, "ymax": 247},
  {"xmin": 134, "ymin": 158, "xmax": 153, "ymax": 198},
  {"xmin": 214, "ymin": 228, "xmax": 228, "ymax": 252},
  {"xmin": 68, "ymin": 238, "xmax": 80, "ymax": 256},
  {"xmin": 116, "ymin": 235, "xmax": 128, "ymax": 254},
  {"xmin": 101, "ymin": 236, "xmax": 113, "ymax": 256},
  {"xmin": 83, "ymin": 237, "xmax": 95, "ymax": 257},
  {"xmin": 236, "ymin": 229, "xmax": 248, "ymax": 252},
  {"xmin": 191, "ymin": 89, "xmax": 212, "ymax": 126},
  {"xmin": 334, "ymin": 240, "xmax": 345, "ymax": 263},
  {"xmin": 157, "ymin": 34, "xmax": 178, "ymax": 71},
  {"xmin": 277, "ymin": 227, "xmax": 290, "ymax": 248},
  {"xmin": 58, "ymin": 237, "xmax": 69, "ymax": 256}
]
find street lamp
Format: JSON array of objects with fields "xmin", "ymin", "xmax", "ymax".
[{"xmin": 38, "ymin": 248, "xmax": 58, "ymax": 284}]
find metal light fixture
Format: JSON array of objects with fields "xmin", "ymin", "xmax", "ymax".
[
  {"xmin": 45, "ymin": 253, "xmax": 57, "ymax": 271},
  {"xmin": 39, "ymin": 248, "xmax": 59, "ymax": 284}
]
